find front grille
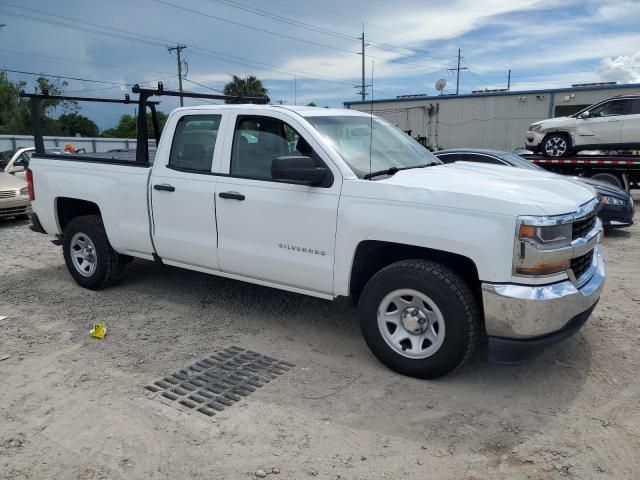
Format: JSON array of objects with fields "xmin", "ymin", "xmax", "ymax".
[
  {"xmin": 0, "ymin": 190, "xmax": 16, "ymax": 199},
  {"xmin": 0, "ymin": 206, "xmax": 28, "ymax": 215},
  {"xmin": 572, "ymin": 214, "xmax": 596, "ymax": 240},
  {"xmin": 571, "ymin": 250, "xmax": 594, "ymax": 280}
]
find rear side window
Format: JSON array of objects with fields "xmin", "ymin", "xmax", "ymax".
[
  {"xmin": 436, "ymin": 153, "xmax": 466, "ymax": 163},
  {"xmin": 628, "ymin": 99, "xmax": 640, "ymax": 115},
  {"xmin": 465, "ymin": 153, "xmax": 503, "ymax": 165},
  {"xmin": 168, "ymin": 115, "xmax": 221, "ymax": 173}
]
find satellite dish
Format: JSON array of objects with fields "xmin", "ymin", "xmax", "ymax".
[{"xmin": 435, "ymin": 78, "xmax": 447, "ymax": 95}]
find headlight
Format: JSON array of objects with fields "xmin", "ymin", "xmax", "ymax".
[
  {"xmin": 601, "ymin": 195, "xmax": 625, "ymax": 206},
  {"xmin": 19, "ymin": 187, "xmax": 28, "ymax": 196},
  {"xmin": 519, "ymin": 222, "xmax": 572, "ymax": 249},
  {"xmin": 514, "ymin": 217, "xmax": 573, "ymax": 276},
  {"xmin": 529, "ymin": 124, "xmax": 543, "ymax": 132}
]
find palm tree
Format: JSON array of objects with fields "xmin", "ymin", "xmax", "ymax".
[{"xmin": 223, "ymin": 75, "xmax": 269, "ymax": 104}]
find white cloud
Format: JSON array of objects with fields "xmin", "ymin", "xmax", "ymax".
[{"xmin": 599, "ymin": 52, "xmax": 640, "ymax": 83}]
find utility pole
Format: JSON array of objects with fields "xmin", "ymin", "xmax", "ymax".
[
  {"xmin": 354, "ymin": 26, "xmax": 371, "ymax": 101},
  {"xmin": 294, "ymin": 75, "xmax": 297, "ymax": 106},
  {"xmin": 507, "ymin": 69, "xmax": 511, "ymax": 91},
  {"xmin": 448, "ymin": 48, "xmax": 469, "ymax": 95},
  {"xmin": 360, "ymin": 29, "xmax": 366, "ymax": 102},
  {"xmin": 168, "ymin": 44, "xmax": 187, "ymax": 106}
]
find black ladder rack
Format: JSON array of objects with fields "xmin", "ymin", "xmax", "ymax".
[{"xmin": 19, "ymin": 82, "xmax": 270, "ymax": 164}]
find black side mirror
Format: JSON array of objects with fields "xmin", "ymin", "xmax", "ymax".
[{"xmin": 272, "ymin": 155, "xmax": 328, "ymax": 186}]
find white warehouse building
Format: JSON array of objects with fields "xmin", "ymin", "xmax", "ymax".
[{"xmin": 344, "ymin": 82, "xmax": 640, "ymax": 151}]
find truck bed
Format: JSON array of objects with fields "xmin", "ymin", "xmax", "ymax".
[{"xmin": 29, "ymin": 155, "xmax": 155, "ymax": 259}]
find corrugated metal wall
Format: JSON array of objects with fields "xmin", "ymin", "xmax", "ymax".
[{"xmin": 348, "ymin": 85, "xmax": 640, "ymax": 151}]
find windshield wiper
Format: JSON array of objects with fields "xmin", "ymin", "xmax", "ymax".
[{"xmin": 363, "ymin": 164, "xmax": 434, "ymax": 180}]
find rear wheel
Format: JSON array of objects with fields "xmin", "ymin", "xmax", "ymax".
[
  {"xmin": 542, "ymin": 133, "xmax": 572, "ymax": 158},
  {"xmin": 358, "ymin": 260, "xmax": 479, "ymax": 379},
  {"xmin": 62, "ymin": 215, "xmax": 127, "ymax": 290},
  {"xmin": 590, "ymin": 172, "xmax": 623, "ymax": 190}
]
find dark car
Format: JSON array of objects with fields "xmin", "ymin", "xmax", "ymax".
[{"xmin": 434, "ymin": 148, "xmax": 634, "ymax": 229}]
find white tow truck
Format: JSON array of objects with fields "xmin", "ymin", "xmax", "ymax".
[{"xmin": 24, "ymin": 85, "xmax": 605, "ymax": 378}]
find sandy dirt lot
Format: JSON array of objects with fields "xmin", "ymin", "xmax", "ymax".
[{"xmin": 1, "ymin": 197, "xmax": 639, "ymax": 479}]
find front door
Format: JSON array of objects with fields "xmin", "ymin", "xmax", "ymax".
[
  {"xmin": 576, "ymin": 99, "xmax": 626, "ymax": 148},
  {"xmin": 215, "ymin": 112, "xmax": 341, "ymax": 295},
  {"xmin": 151, "ymin": 113, "xmax": 224, "ymax": 270}
]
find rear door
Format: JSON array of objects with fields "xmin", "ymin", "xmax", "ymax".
[
  {"xmin": 621, "ymin": 98, "xmax": 640, "ymax": 148},
  {"xmin": 214, "ymin": 111, "xmax": 341, "ymax": 295},
  {"xmin": 150, "ymin": 112, "xmax": 227, "ymax": 270}
]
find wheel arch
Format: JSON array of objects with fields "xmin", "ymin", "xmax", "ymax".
[
  {"xmin": 349, "ymin": 240, "xmax": 481, "ymax": 304},
  {"xmin": 56, "ymin": 197, "xmax": 102, "ymax": 232}
]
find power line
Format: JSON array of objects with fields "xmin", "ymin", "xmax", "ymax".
[
  {"xmin": 151, "ymin": 0, "xmax": 359, "ymax": 55},
  {"xmin": 203, "ymin": 0, "xmax": 453, "ymax": 64},
  {"xmin": 0, "ymin": 48, "xmax": 177, "ymax": 77},
  {"xmin": 152, "ymin": 0, "xmax": 453, "ymax": 73},
  {"xmin": 1, "ymin": 68, "xmax": 129, "ymax": 86},
  {"xmin": 182, "ymin": 77, "xmax": 224, "ymax": 93},
  {"xmin": 0, "ymin": 3, "xmax": 359, "ymax": 89}
]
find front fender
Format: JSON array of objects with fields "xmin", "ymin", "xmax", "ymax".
[{"xmin": 333, "ymin": 194, "xmax": 517, "ymax": 297}]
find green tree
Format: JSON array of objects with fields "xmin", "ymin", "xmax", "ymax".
[
  {"xmin": 0, "ymin": 73, "xmax": 76, "ymax": 135},
  {"xmin": 57, "ymin": 113, "xmax": 99, "ymax": 137},
  {"xmin": 101, "ymin": 111, "xmax": 168, "ymax": 138},
  {"xmin": 223, "ymin": 75, "xmax": 268, "ymax": 104}
]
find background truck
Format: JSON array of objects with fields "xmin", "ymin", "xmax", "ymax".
[{"xmin": 24, "ymin": 85, "xmax": 605, "ymax": 378}]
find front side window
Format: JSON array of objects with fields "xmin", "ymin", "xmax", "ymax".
[
  {"xmin": 589, "ymin": 100, "xmax": 628, "ymax": 117},
  {"xmin": 230, "ymin": 116, "xmax": 315, "ymax": 180},
  {"xmin": 305, "ymin": 115, "xmax": 440, "ymax": 179},
  {"xmin": 168, "ymin": 115, "xmax": 221, "ymax": 173}
]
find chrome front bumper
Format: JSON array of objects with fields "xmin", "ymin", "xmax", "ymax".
[{"xmin": 482, "ymin": 246, "xmax": 605, "ymax": 339}]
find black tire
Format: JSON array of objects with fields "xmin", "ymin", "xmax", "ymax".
[
  {"xmin": 62, "ymin": 215, "xmax": 127, "ymax": 290},
  {"xmin": 590, "ymin": 172, "xmax": 623, "ymax": 190},
  {"xmin": 358, "ymin": 259, "xmax": 479, "ymax": 379},
  {"xmin": 542, "ymin": 133, "xmax": 572, "ymax": 158}
]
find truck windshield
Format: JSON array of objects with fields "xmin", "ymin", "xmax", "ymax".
[{"xmin": 306, "ymin": 115, "xmax": 440, "ymax": 179}]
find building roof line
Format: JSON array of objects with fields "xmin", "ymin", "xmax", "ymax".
[{"xmin": 344, "ymin": 82, "xmax": 640, "ymax": 106}]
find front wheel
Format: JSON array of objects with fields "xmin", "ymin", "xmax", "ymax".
[
  {"xmin": 62, "ymin": 215, "xmax": 127, "ymax": 290},
  {"xmin": 358, "ymin": 260, "xmax": 479, "ymax": 379},
  {"xmin": 542, "ymin": 133, "xmax": 572, "ymax": 158}
]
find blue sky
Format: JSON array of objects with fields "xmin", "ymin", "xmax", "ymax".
[{"xmin": 1, "ymin": 0, "xmax": 639, "ymax": 130}]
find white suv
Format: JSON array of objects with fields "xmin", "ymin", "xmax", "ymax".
[{"xmin": 526, "ymin": 94, "xmax": 640, "ymax": 157}]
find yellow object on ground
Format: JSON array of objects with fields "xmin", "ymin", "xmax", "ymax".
[{"xmin": 90, "ymin": 323, "xmax": 107, "ymax": 339}]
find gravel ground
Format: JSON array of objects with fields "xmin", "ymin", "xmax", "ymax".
[{"xmin": 1, "ymin": 197, "xmax": 639, "ymax": 480}]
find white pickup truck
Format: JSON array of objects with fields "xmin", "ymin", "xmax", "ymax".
[{"xmin": 26, "ymin": 92, "xmax": 606, "ymax": 378}]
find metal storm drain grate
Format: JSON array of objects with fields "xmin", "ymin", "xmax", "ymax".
[{"xmin": 145, "ymin": 346, "xmax": 294, "ymax": 418}]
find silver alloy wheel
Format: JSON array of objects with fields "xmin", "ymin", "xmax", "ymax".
[
  {"xmin": 544, "ymin": 136, "xmax": 568, "ymax": 157},
  {"xmin": 377, "ymin": 289, "xmax": 446, "ymax": 359},
  {"xmin": 70, "ymin": 232, "xmax": 97, "ymax": 277}
]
